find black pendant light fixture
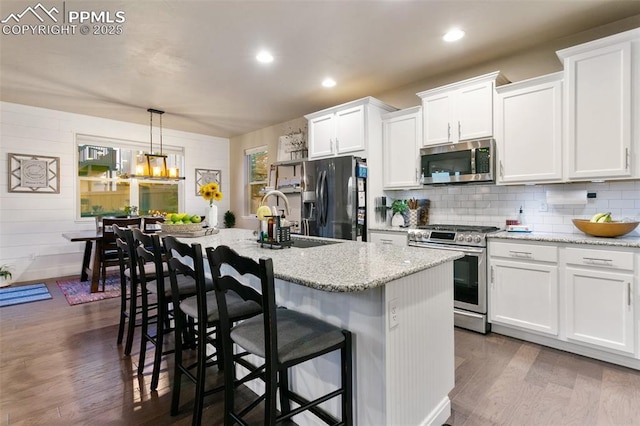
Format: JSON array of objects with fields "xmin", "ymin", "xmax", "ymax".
[{"xmin": 133, "ymin": 108, "xmax": 185, "ymax": 180}]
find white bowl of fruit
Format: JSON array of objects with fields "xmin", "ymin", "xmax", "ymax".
[{"xmin": 572, "ymin": 213, "xmax": 639, "ymax": 238}]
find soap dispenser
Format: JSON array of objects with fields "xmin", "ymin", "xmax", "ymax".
[{"xmin": 517, "ymin": 206, "xmax": 525, "ymax": 225}]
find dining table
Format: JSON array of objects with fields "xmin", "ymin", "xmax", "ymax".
[{"xmin": 62, "ymin": 230, "xmax": 104, "ymax": 293}]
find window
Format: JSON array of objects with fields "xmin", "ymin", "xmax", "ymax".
[
  {"xmin": 77, "ymin": 135, "xmax": 183, "ymax": 218},
  {"xmin": 245, "ymin": 147, "xmax": 268, "ymax": 215}
]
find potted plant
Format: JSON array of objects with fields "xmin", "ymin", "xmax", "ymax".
[
  {"xmin": 224, "ymin": 210, "xmax": 236, "ymax": 228},
  {"xmin": 391, "ymin": 200, "xmax": 408, "ymax": 227},
  {"xmin": 123, "ymin": 205, "xmax": 138, "ymax": 217},
  {"xmin": 0, "ymin": 264, "xmax": 13, "ymax": 288}
]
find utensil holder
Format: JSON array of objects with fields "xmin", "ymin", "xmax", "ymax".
[{"xmin": 409, "ymin": 209, "xmax": 418, "ymax": 227}]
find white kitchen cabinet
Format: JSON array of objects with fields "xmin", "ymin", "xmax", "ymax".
[
  {"xmin": 382, "ymin": 106, "xmax": 422, "ymax": 189},
  {"xmin": 557, "ymin": 28, "xmax": 640, "ymax": 180},
  {"xmin": 369, "ymin": 230, "xmax": 407, "ymax": 246},
  {"xmin": 563, "ymin": 247, "xmax": 635, "ymax": 354},
  {"xmin": 306, "ymin": 97, "xmax": 396, "ymax": 159},
  {"xmin": 495, "ymin": 73, "xmax": 563, "ymax": 184},
  {"xmin": 417, "ymin": 71, "xmax": 507, "ymax": 146},
  {"xmin": 307, "ymin": 112, "xmax": 335, "ymax": 158},
  {"xmin": 488, "ymin": 241, "xmax": 559, "ymax": 336}
]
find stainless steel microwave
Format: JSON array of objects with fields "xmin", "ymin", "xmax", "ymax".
[{"xmin": 420, "ymin": 138, "xmax": 495, "ymax": 185}]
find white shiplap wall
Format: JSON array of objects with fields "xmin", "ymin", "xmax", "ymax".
[
  {"xmin": 0, "ymin": 102, "xmax": 229, "ymax": 282},
  {"xmin": 388, "ymin": 180, "xmax": 640, "ymax": 235}
]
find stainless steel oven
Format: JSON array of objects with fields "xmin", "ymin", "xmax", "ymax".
[{"xmin": 408, "ymin": 224, "xmax": 499, "ymax": 334}]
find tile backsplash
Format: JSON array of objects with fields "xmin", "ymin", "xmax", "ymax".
[{"xmin": 386, "ymin": 180, "xmax": 640, "ymax": 236}]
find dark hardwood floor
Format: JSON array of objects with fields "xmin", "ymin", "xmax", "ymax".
[{"xmin": 2, "ymin": 277, "xmax": 640, "ymax": 425}]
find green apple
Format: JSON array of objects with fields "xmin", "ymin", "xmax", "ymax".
[{"xmin": 191, "ymin": 215, "xmax": 202, "ymax": 223}]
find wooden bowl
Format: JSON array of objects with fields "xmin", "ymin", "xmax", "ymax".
[{"xmin": 572, "ymin": 219, "xmax": 639, "ymax": 238}]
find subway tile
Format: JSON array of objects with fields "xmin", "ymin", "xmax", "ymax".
[{"xmin": 609, "ymin": 199, "xmax": 635, "ymax": 209}]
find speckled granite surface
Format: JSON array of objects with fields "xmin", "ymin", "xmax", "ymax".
[
  {"xmin": 489, "ymin": 231, "xmax": 640, "ymax": 248},
  {"xmin": 175, "ymin": 228, "xmax": 462, "ymax": 292}
]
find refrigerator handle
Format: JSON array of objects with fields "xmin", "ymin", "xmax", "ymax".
[
  {"xmin": 315, "ymin": 170, "xmax": 323, "ymax": 224},
  {"xmin": 320, "ymin": 170, "xmax": 328, "ymax": 226},
  {"xmin": 346, "ymin": 176, "xmax": 354, "ymax": 221}
]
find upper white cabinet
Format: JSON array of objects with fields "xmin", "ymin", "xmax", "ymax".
[
  {"xmin": 382, "ymin": 106, "xmax": 422, "ymax": 189},
  {"xmin": 306, "ymin": 97, "xmax": 396, "ymax": 160},
  {"xmin": 557, "ymin": 28, "xmax": 640, "ymax": 180},
  {"xmin": 417, "ymin": 71, "xmax": 508, "ymax": 146},
  {"xmin": 495, "ymin": 72, "xmax": 563, "ymax": 184}
]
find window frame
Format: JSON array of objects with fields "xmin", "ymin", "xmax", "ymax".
[
  {"xmin": 75, "ymin": 134, "xmax": 185, "ymax": 221},
  {"xmin": 245, "ymin": 146, "xmax": 268, "ymax": 217}
]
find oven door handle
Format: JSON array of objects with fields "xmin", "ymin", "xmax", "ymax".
[{"xmin": 410, "ymin": 243, "xmax": 484, "ymax": 254}]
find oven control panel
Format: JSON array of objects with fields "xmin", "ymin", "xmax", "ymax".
[{"xmin": 408, "ymin": 231, "xmax": 487, "ymax": 247}]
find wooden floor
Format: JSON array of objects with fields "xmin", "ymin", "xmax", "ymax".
[
  {"xmin": 2, "ymin": 277, "xmax": 640, "ymax": 426},
  {"xmin": 448, "ymin": 329, "xmax": 640, "ymax": 426}
]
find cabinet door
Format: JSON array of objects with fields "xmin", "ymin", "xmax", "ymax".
[
  {"xmin": 308, "ymin": 113, "xmax": 335, "ymax": 159},
  {"xmin": 423, "ymin": 93, "xmax": 453, "ymax": 146},
  {"xmin": 369, "ymin": 231, "xmax": 407, "ymax": 246},
  {"xmin": 382, "ymin": 110, "xmax": 422, "ymax": 189},
  {"xmin": 456, "ymin": 81, "xmax": 494, "ymax": 142},
  {"xmin": 335, "ymin": 105, "xmax": 366, "ymax": 154},
  {"xmin": 564, "ymin": 267, "xmax": 634, "ymax": 353},
  {"xmin": 496, "ymin": 77, "xmax": 563, "ymax": 184},
  {"xmin": 565, "ymin": 41, "xmax": 632, "ymax": 179},
  {"xmin": 489, "ymin": 259, "xmax": 558, "ymax": 335}
]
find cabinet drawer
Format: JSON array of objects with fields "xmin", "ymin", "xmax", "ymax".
[
  {"xmin": 490, "ymin": 241, "xmax": 557, "ymax": 263},
  {"xmin": 564, "ymin": 247, "xmax": 633, "ymax": 271},
  {"xmin": 370, "ymin": 231, "xmax": 407, "ymax": 246}
]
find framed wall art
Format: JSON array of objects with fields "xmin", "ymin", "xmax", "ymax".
[
  {"xmin": 195, "ymin": 168, "xmax": 221, "ymax": 195},
  {"xmin": 8, "ymin": 153, "xmax": 60, "ymax": 194}
]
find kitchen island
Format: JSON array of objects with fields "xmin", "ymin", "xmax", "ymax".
[{"xmin": 174, "ymin": 228, "xmax": 462, "ymax": 426}]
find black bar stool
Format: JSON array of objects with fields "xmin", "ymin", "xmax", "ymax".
[
  {"xmin": 207, "ymin": 245, "xmax": 353, "ymax": 426},
  {"xmin": 163, "ymin": 236, "xmax": 262, "ymax": 426}
]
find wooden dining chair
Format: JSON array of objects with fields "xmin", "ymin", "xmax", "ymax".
[
  {"xmin": 163, "ymin": 236, "xmax": 262, "ymax": 426},
  {"xmin": 101, "ymin": 217, "xmax": 142, "ymax": 288},
  {"xmin": 142, "ymin": 216, "xmax": 165, "ymax": 233},
  {"xmin": 207, "ymin": 245, "xmax": 353, "ymax": 426}
]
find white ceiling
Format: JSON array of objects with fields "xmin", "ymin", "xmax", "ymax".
[{"xmin": 2, "ymin": 0, "xmax": 640, "ymax": 138}]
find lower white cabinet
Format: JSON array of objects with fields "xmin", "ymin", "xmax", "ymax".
[
  {"xmin": 369, "ymin": 230, "xmax": 407, "ymax": 246},
  {"xmin": 489, "ymin": 242, "xmax": 559, "ymax": 335},
  {"xmin": 564, "ymin": 247, "xmax": 635, "ymax": 354},
  {"xmin": 488, "ymin": 239, "xmax": 638, "ymax": 367}
]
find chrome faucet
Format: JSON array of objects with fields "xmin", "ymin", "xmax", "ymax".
[{"xmin": 260, "ymin": 190, "xmax": 291, "ymax": 217}]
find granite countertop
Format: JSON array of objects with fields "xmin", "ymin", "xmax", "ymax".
[
  {"xmin": 489, "ymin": 230, "xmax": 640, "ymax": 248},
  {"xmin": 176, "ymin": 228, "xmax": 463, "ymax": 292}
]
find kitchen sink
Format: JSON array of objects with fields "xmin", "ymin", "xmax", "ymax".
[{"xmin": 290, "ymin": 238, "xmax": 342, "ymax": 249}]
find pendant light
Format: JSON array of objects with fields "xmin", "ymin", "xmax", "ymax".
[{"xmin": 133, "ymin": 108, "xmax": 184, "ymax": 180}]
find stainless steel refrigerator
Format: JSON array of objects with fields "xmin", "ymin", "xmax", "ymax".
[{"xmin": 300, "ymin": 156, "xmax": 367, "ymax": 241}]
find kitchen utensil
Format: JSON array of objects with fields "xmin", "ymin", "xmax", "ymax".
[{"xmin": 572, "ymin": 219, "xmax": 639, "ymax": 238}]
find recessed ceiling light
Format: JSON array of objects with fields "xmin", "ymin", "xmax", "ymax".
[
  {"xmin": 443, "ymin": 28, "xmax": 465, "ymax": 42},
  {"xmin": 322, "ymin": 78, "xmax": 336, "ymax": 88},
  {"xmin": 256, "ymin": 50, "xmax": 274, "ymax": 63}
]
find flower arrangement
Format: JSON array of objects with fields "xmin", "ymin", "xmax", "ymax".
[{"xmin": 199, "ymin": 182, "xmax": 223, "ymax": 206}]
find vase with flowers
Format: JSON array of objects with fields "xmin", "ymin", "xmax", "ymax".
[{"xmin": 199, "ymin": 182, "xmax": 223, "ymax": 227}]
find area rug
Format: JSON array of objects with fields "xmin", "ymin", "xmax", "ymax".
[
  {"xmin": 0, "ymin": 283, "xmax": 52, "ymax": 308},
  {"xmin": 56, "ymin": 274, "xmax": 121, "ymax": 306}
]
